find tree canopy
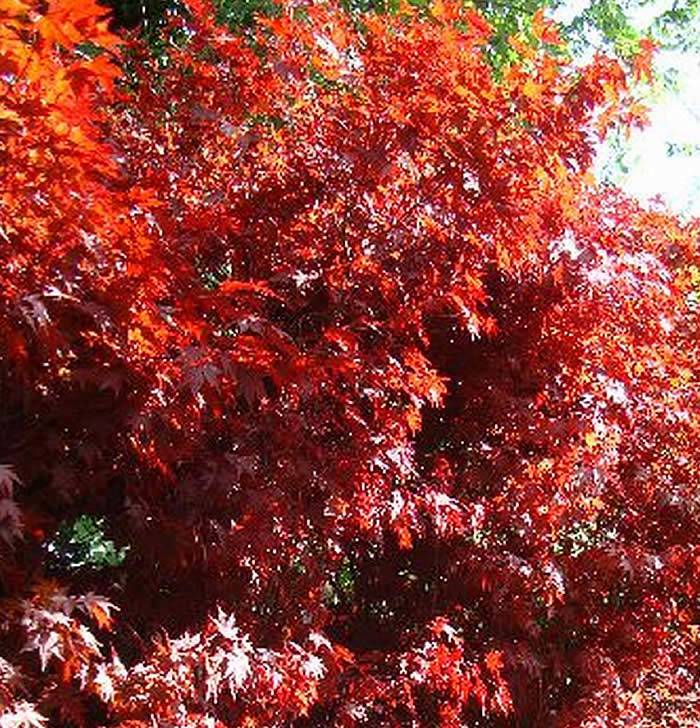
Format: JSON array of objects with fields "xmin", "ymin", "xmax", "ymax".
[
  {"xmin": 106, "ymin": 0, "xmax": 700, "ymax": 67},
  {"xmin": 1, "ymin": 0, "xmax": 699, "ymax": 726}
]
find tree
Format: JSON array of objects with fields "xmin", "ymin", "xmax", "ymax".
[
  {"xmin": 1, "ymin": 0, "xmax": 699, "ymax": 726},
  {"xmin": 104, "ymin": 0, "xmax": 700, "ymax": 73}
]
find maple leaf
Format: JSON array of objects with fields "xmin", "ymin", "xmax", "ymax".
[
  {"xmin": 633, "ymin": 38, "xmax": 656, "ymax": 83},
  {"xmin": 77, "ymin": 593, "xmax": 118, "ymax": 631},
  {"xmin": 0, "ymin": 464, "xmax": 20, "ymax": 497},
  {"xmin": 531, "ymin": 8, "xmax": 562, "ymax": 46},
  {"xmin": 0, "ymin": 497, "xmax": 23, "ymax": 545}
]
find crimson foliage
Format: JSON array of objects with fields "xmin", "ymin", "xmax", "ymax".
[{"xmin": 1, "ymin": 1, "xmax": 699, "ymax": 726}]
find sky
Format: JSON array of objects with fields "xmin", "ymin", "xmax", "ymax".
[
  {"xmin": 553, "ymin": 0, "xmax": 700, "ymax": 218},
  {"xmin": 604, "ymin": 49, "xmax": 700, "ymax": 217}
]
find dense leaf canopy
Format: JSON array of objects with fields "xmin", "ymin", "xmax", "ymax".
[{"xmin": 1, "ymin": 1, "xmax": 699, "ymax": 726}]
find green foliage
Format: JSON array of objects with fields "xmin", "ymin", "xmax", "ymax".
[
  {"xmin": 553, "ymin": 518, "xmax": 615, "ymax": 557},
  {"xmin": 474, "ymin": 0, "xmax": 700, "ymax": 72},
  {"xmin": 109, "ymin": 0, "xmax": 182, "ymax": 32},
  {"xmin": 215, "ymin": 0, "xmax": 280, "ymax": 28},
  {"xmin": 652, "ymin": 0, "xmax": 700, "ymax": 51},
  {"xmin": 45, "ymin": 515, "xmax": 128, "ymax": 572},
  {"xmin": 570, "ymin": 0, "xmax": 699, "ymax": 58},
  {"xmin": 569, "ymin": 0, "xmax": 640, "ymax": 56},
  {"xmin": 340, "ymin": 0, "xmax": 399, "ymax": 12},
  {"xmin": 666, "ymin": 141, "xmax": 700, "ymax": 157},
  {"xmin": 323, "ymin": 558, "xmax": 356, "ymax": 607},
  {"xmin": 474, "ymin": 0, "xmax": 549, "ymax": 68},
  {"xmin": 199, "ymin": 258, "xmax": 234, "ymax": 290},
  {"xmin": 109, "ymin": 0, "xmax": 700, "ymax": 83}
]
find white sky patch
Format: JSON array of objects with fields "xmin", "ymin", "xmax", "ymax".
[
  {"xmin": 551, "ymin": 0, "xmax": 591, "ymax": 27},
  {"xmin": 596, "ymin": 49, "xmax": 700, "ymax": 216},
  {"xmin": 627, "ymin": 0, "xmax": 678, "ymax": 31},
  {"xmin": 553, "ymin": 0, "xmax": 700, "ymax": 216}
]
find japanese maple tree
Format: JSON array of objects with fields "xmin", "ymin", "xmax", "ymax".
[{"xmin": 1, "ymin": 0, "xmax": 699, "ymax": 726}]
